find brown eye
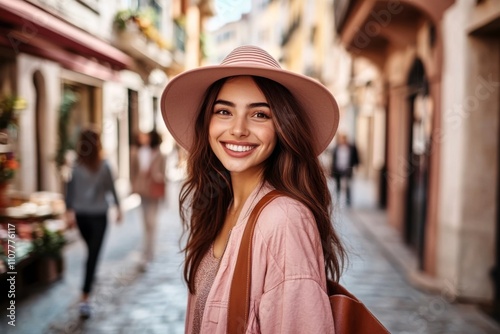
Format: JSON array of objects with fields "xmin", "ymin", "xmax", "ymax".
[
  {"xmin": 214, "ymin": 109, "xmax": 231, "ymax": 116},
  {"xmin": 254, "ymin": 112, "xmax": 270, "ymax": 119}
]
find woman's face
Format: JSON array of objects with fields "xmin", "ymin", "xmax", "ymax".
[{"xmin": 209, "ymin": 76, "xmax": 277, "ymax": 176}]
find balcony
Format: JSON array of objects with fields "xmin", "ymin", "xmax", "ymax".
[{"xmin": 112, "ymin": 11, "xmax": 173, "ymax": 70}]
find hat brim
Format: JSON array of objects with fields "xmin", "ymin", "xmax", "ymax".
[{"xmin": 161, "ymin": 65, "xmax": 339, "ymax": 155}]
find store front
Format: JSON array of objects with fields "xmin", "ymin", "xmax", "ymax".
[{"xmin": 0, "ymin": 0, "xmax": 133, "ymax": 299}]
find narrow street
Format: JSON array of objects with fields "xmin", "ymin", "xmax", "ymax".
[{"xmin": 2, "ymin": 179, "xmax": 500, "ymax": 334}]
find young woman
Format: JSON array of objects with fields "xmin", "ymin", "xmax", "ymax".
[
  {"xmin": 161, "ymin": 46, "xmax": 346, "ymax": 333},
  {"xmin": 130, "ymin": 130, "xmax": 167, "ymax": 270},
  {"xmin": 64, "ymin": 127, "xmax": 122, "ymax": 319}
]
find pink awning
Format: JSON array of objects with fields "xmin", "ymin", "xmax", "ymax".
[{"xmin": 0, "ymin": 0, "xmax": 133, "ymax": 70}]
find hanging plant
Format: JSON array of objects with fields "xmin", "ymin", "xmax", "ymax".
[
  {"xmin": 113, "ymin": 8, "xmax": 172, "ymax": 50},
  {"xmin": 113, "ymin": 9, "xmax": 136, "ymax": 30},
  {"xmin": 55, "ymin": 90, "xmax": 78, "ymax": 170}
]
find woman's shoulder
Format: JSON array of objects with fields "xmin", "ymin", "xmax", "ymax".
[
  {"xmin": 100, "ymin": 159, "xmax": 111, "ymax": 168},
  {"xmin": 98, "ymin": 159, "xmax": 115, "ymax": 174},
  {"xmin": 256, "ymin": 193, "xmax": 315, "ymax": 233}
]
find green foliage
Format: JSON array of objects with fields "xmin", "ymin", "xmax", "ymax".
[
  {"xmin": 0, "ymin": 95, "xmax": 24, "ymax": 129},
  {"xmin": 113, "ymin": 8, "xmax": 158, "ymax": 30},
  {"xmin": 113, "ymin": 9, "xmax": 136, "ymax": 30},
  {"xmin": 32, "ymin": 225, "xmax": 66, "ymax": 259}
]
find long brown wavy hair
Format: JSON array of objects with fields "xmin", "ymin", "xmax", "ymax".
[
  {"xmin": 180, "ymin": 76, "xmax": 346, "ymax": 294},
  {"xmin": 76, "ymin": 127, "xmax": 103, "ymax": 172}
]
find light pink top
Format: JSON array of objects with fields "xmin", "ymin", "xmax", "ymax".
[
  {"xmin": 192, "ymin": 244, "xmax": 221, "ymax": 334},
  {"xmin": 185, "ymin": 183, "xmax": 335, "ymax": 333}
]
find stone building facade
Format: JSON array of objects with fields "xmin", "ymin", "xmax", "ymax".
[{"xmin": 336, "ymin": 0, "xmax": 500, "ymax": 306}]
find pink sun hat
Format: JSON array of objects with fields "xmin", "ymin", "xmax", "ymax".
[{"xmin": 160, "ymin": 45, "xmax": 339, "ymax": 155}]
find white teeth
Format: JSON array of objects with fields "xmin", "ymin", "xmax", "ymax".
[{"xmin": 225, "ymin": 143, "xmax": 254, "ymax": 152}]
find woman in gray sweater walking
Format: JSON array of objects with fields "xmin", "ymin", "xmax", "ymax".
[{"xmin": 64, "ymin": 127, "xmax": 122, "ymax": 319}]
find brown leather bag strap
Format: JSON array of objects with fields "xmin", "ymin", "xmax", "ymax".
[{"xmin": 227, "ymin": 190, "xmax": 283, "ymax": 334}]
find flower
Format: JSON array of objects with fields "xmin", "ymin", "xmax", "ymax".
[{"xmin": 0, "ymin": 151, "xmax": 18, "ymax": 183}]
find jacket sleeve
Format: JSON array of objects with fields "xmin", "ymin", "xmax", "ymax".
[
  {"xmin": 104, "ymin": 161, "xmax": 120, "ymax": 207},
  {"xmin": 256, "ymin": 199, "xmax": 335, "ymax": 333},
  {"xmin": 259, "ymin": 278, "xmax": 334, "ymax": 333},
  {"xmin": 64, "ymin": 174, "xmax": 75, "ymax": 210}
]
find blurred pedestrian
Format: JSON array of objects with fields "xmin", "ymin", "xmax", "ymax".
[
  {"xmin": 64, "ymin": 127, "xmax": 122, "ymax": 319},
  {"xmin": 161, "ymin": 45, "xmax": 346, "ymax": 333},
  {"xmin": 330, "ymin": 132, "xmax": 360, "ymax": 206},
  {"xmin": 130, "ymin": 130, "xmax": 166, "ymax": 271}
]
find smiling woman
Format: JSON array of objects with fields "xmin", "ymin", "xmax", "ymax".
[
  {"xmin": 161, "ymin": 46, "xmax": 345, "ymax": 334},
  {"xmin": 209, "ymin": 76, "xmax": 277, "ymax": 178}
]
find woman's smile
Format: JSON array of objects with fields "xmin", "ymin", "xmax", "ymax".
[
  {"xmin": 222, "ymin": 142, "xmax": 258, "ymax": 157},
  {"xmin": 209, "ymin": 76, "xmax": 277, "ymax": 175},
  {"xmin": 224, "ymin": 142, "xmax": 256, "ymax": 152}
]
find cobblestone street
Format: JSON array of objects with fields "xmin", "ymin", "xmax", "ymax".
[
  {"xmin": 45, "ymin": 205, "xmax": 187, "ymax": 334},
  {"xmin": 339, "ymin": 208, "xmax": 500, "ymax": 334},
  {"xmin": 3, "ymin": 179, "xmax": 500, "ymax": 333}
]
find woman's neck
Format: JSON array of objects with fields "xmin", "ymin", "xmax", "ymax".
[{"xmin": 230, "ymin": 169, "xmax": 264, "ymax": 211}]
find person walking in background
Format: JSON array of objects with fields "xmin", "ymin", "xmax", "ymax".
[
  {"xmin": 64, "ymin": 127, "xmax": 122, "ymax": 319},
  {"xmin": 130, "ymin": 130, "xmax": 166, "ymax": 271},
  {"xmin": 330, "ymin": 132, "xmax": 360, "ymax": 206},
  {"xmin": 161, "ymin": 45, "xmax": 346, "ymax": 333}
]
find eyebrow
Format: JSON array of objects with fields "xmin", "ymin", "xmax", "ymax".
[{"xmin": 214, "ymin": 99, "xmax": 270, "ymax": 109}]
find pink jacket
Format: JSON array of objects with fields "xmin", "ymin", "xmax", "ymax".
[{"xmin": 185, "ymin": 183, "xmax": 335, "ymax": 333}]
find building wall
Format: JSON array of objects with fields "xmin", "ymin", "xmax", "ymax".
[
  {"xmin": 249, "ymin": 0, "xmax": 282, "ymax": 57},
  {"xmin": 438, "ymin": 0, "xmax": 500, "ymax": 300},
  {"xmin": 17, "ymin": 54, "xmax": 61, "ymax": 193},
  {"xmin": 336, "ymin": 0, "xmax": 500, "ymax": 301},
  {"xmin": 280, "ymin": 0, "xmax": 306, "ymax": 72},
  {"xmin": 206, "ymin": 17, "xmax": 250, "ymax": 64}
]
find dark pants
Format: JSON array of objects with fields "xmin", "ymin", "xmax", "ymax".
[
  {"xmin": 334, "ymin": 172, "xmax": 352, "ymax": 205},
  {"xmin": 76, "ymin": 214, "xmax": 108, "ymax": 294}
]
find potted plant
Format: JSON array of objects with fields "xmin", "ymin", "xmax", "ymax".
[
  {"xmin": 32, "ymin": 224, "xmax": 66, "ymax": 283},
  {"xmin": 32, "ymin": 224, "xmax": 66, "ymax": 259}
]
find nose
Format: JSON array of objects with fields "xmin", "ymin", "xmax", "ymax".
[{"xmin": 229, "ymin": 115, "xmax": 249, "ymax": 137}]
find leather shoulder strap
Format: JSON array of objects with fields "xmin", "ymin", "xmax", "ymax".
[{"xmin": 227, "ymin": 190, "xmax": 284, "ymax": 333}]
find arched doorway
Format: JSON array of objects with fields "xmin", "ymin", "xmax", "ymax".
[
  {"xmin": 33, "ymin": 70, "xmax": 46, "ymax": 191},
  {"xmin": 405, "ymin": 58, "xmax": 433, "ymax": 270}
]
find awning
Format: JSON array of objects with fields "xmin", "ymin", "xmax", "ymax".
[{"xmin": 0, "ymin": 0, "xmax": 133, "ymax": 70}]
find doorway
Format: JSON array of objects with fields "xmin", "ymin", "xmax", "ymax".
[
  {"xmin": 494, "ymin": 45, "xmax": 500, "ymax": 321},
  {"xmin": 405, "ymin": 58, "xmax": 432, "ymax": 270},
  {"xmin": 33, "ymin": 70, "xmax": 46, "ymax": 191},
  {"xmin": 128, "ymin": 89, "xmax": 139, "ymax": 170}
]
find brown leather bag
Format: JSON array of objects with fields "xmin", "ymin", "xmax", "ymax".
[{"xmin": 227, "ymin": 190, "xmax": 390, "ymax": 334}]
